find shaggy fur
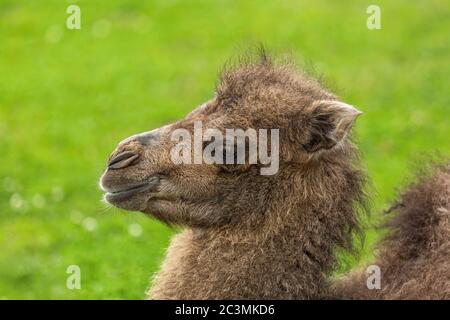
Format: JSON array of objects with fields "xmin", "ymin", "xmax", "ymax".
[
  {"xmin": 100, "ymin": 53, "xmax": 449, "ymax": 299},
  {"xmin": 333, "ymin": 164, "xmax": 450, "ymax": 299}
]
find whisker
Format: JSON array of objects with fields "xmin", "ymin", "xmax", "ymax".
[{"xmin": 97, "ymin": 199, "xmax": 114, "ymax": 215}]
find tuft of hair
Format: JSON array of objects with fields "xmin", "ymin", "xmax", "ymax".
[
  {"xmin": 383, "ymin": 161, "xmax": 450, "ymax": 260},
  {"xmin": 216, "ymin": 46, "xmax": 334, "ymax": 103}
]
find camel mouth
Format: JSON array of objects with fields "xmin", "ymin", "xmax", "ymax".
[{"xmin": 103, "ymin": 176, "xmax": 160, "ymax": 204}]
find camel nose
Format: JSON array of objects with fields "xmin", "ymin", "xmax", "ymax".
[{"xmin": 107, "ymin": 151, "xmax": 140, "ymax": 170}]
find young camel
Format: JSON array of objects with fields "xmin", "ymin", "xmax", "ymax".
[{"xmin": 100, "ymin": 56, "xmax": 449, "ymax": 299}]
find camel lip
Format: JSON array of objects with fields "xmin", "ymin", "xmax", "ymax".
[{"xmin": 104, "ymin": 176, "xmax": 160, "ymax": 203}]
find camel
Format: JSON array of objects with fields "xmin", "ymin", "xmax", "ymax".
[{"xmin": 99, "ymin": 53, "xmax": 449, "ymax": 299}]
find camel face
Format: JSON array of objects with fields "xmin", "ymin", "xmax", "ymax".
[{"xmin": 100, "ymin": 62, "xmax": 361, "ymax": 227}]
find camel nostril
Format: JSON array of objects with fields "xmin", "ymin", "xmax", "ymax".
[{"xmin": 108, "ymin": 151, "xmax": 140, "ymax": 170}]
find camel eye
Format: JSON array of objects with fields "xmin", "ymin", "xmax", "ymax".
[{"xmin": 202, "ymin": 139, "xmax": 239, "ymax": 167}]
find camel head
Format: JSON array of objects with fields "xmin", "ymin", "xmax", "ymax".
[{"xmin": 100, "ymin": 59, "xmax": 361, "ymax": 228}]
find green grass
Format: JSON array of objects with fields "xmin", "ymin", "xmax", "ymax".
[{"xmin": 0, "ymin": 0, "xmax": 448, "ymax": 299}]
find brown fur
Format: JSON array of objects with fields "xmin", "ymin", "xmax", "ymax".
[
  {"xmin": 99, "ymin": 53, "xmax": 449, "ymax": 299},
  {"xmin": 333, "ymin": 164, "xmax": 450, "ymax": 299}
]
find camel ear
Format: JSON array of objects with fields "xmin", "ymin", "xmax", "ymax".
[{"xmin": 303, "ymin": 100, "xmax": 362, "ymax": 153}]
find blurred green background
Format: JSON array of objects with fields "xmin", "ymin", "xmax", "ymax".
[{"xmin": 0, "ymin": 0, "xmax": 448, "ymax": 299}]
